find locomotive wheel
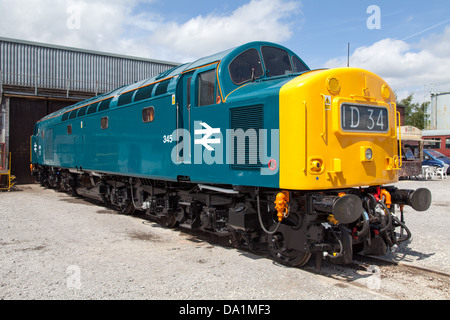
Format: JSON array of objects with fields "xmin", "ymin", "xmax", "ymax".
[
  {"xmin": 159, "ymin": 214, "xmax": 178, "ymax": 228},
  {"xmin": 119, "ymin": 200, "xmax": 135, "ymax": 215},
  {"xmin": 269, "ymin": 233, "xmax": 311, "ymax": 267},
  {"xmin": 328, "ymin": 228, "xmax": 353, "ymax": 265}
]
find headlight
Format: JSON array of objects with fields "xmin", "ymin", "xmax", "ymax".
[
  {"xmin": 361, "ymin": 146, "xmax": 373, "ymax": 161},
  {"xmin": 365, "ymin": 148, "xmax": 373, "ymax": 160}
]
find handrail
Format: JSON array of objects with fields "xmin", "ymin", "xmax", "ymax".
[
  {"xmin": 0, "ymin": 143, "xmax": 6, "ymax": 170},
  {"xmin": 0, "ymin": 152, "xmax": 15, "ymax": 190},
  {"xmin": 303, "ymin": 101, "xmax": 308, "ymax": 173},
  {"xmin": 397, "ymin": 110, "xmax": 402, "ymax": 169},
  {"xmin": 0, "ymin": 68, "xmax": 3, "ymax": 98}
]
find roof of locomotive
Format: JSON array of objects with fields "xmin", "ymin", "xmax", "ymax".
[{"xmin": 37, "ymin": 41, "xmax": 309, "ymax": 125}]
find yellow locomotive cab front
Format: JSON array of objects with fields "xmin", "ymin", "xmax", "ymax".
[{"xmin": 279, "ymin": 67, "xmax": 400, "ymax": 190}]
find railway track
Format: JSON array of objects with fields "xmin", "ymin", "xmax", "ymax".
[
  {"xmin": 357, "ymin": 254, "xmax": 450, "ymax": 278},
  {"xmin": 302, "ymin": 253, "xmax": 450, "ymax": 299},
  {"xmin": 142, "ymin": 215, "xmax": 450, "ymax": 300}
]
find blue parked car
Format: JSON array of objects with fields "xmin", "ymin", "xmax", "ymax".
[{"xmin": 422, "ymin": 149, "xmax": 450, "ymax": 173}]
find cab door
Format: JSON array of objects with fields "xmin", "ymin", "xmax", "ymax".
[
  {"xmin": 174, "ymin": 72, "xmax": 194, "ymax": 169},
  {"xmin": 188, "ymin": 65, "xmax": 226, "ymax": 182}
]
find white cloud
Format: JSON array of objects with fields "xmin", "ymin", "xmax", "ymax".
[
  {"xmin": 325, "ymin": 26, "xmax": 450, "ymax": 103},
  {"xmin": 0, "ymin": 0, "xmax": 135, "ymax": 50},
  {"xmin": 0, "ymin": 0, "xmax": 302, "ymax": 63},
  {"xmin": 147, "ymin": 0, "xmax": 302, "ymax": 62}
]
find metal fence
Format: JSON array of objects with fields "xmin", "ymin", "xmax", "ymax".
[{"xmin": 0, "ymin": 37, "xmax": 178, "ymax": 96}]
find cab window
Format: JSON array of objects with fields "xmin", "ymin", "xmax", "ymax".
[
  {"xmin": 229, "ymin": 49, "xmax": 263, "ymax": 85},
  {"xmin": 292, "ymin": 56, "xmax": 308, "ymax": 73},
  {"xmin": 261, "ymin": 46, "xmax": 292, "ymax": 76},
  {"xmin": 197, "ymin": 69, "xmax": 217, "ymax": 106}
]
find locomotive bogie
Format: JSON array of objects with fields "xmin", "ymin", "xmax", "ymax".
[{"xmin": 30, "ymin": 41, "xmax": 431, "ymax": 267}]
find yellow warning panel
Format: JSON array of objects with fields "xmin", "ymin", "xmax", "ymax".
[{"xmin": 324, "ymin": 95, "xmax": 331, "ymax": 110}]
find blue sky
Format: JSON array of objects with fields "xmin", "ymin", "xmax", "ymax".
[
  {"xmin": 127, "ymin": 0, "xmax": 450, "ymax": 67},
  {"xmin": 1, "ymin": 0, "xmax": 449, "ymax": 102},
  {"xmin": 297, "ymin": 1, "xmax": 450, "ymax": 67}
]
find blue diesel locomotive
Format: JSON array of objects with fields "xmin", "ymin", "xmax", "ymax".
[{"xmin": 31, "ymin": 42, "xmax": 431, "ymax": 266}]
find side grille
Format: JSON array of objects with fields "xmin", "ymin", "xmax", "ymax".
[
  {"xmin": 229, "ymin": 105, "xmax": 264, "ymax": 170},
  {"xmin": 44, "ymin": 129, "xmax": 54, "ymax": 161}
]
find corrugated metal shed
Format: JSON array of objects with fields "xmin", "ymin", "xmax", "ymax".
[
  {"xmin": 0, "ymin": 37, "xmax": 179, "ymax": 184},
  {"xmin": 0, "ymin": 36, "xmax": 179, "ymax": 95}
]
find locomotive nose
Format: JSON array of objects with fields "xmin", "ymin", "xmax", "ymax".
[{"xmin": 279, "ymin": 67, "xmax": 399, "ymax": 190}]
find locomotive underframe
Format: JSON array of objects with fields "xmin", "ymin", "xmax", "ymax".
[{"xmin": 32, "ymin": 165, "xmax": 425, "ymax": 267}]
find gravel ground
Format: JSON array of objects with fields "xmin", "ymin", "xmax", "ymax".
[
  {"xmin": 0, "ymin": 178, "xmax": 449, "ymax": 301},
  {"xmin": 386, "ymin": 178, "xmax": 450, "ymax": 274}
]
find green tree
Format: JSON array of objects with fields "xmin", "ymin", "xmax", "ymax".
[{"xmin": 398, "ymin": 94, "xmax": 429, "ymax": 130}]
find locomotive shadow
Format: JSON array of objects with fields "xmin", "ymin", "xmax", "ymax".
[
  {"xmin": 59, "ymin": 196, "xmax": 102, "ymax": 207},
  {"xmin": 381, "ymin": 241, "xmax": 435, "ymax": 263},
  {"xmin": 138, "ymin": 211, "xmax": 269, "ymax": 261},
  {"xmin": 305, "ymin": 254, "xmax": 394, "ymax": 285}
]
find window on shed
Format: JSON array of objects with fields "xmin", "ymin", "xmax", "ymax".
[
  {"xmin": 292, "ymin": 56, "xmax": 308, "ymax": 73},
  {"xmin": 197, "ymin": 70, "xmax": 216, "ymax": 106},
  {"xmin": 446, "ymin": 138, "xmax": 450, "ymax": 149},
  {"xmin": 134, "ymin": 84, "xmax": 155, "ymax": 102},
  {"xmin": 101, "ymin": 117, "xmax": 108, "ymax": 129},
  {"xmin": 155, "ymin": 79, "xmax": 170, "ymax": 96},
  {"xmin": 142, "ymin": 106, "xmax": 155, "ymax": 123},
  {"xmin": 98, "ymin": 98, "xmax": 112, "ymax": 112},
  {"xmin": 261, "ymin": 46, "xmax": 293, "ymax": 76},
  {"xmin": 87, "ymin": 102, "xmax": 99, "ymax": 114}
]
